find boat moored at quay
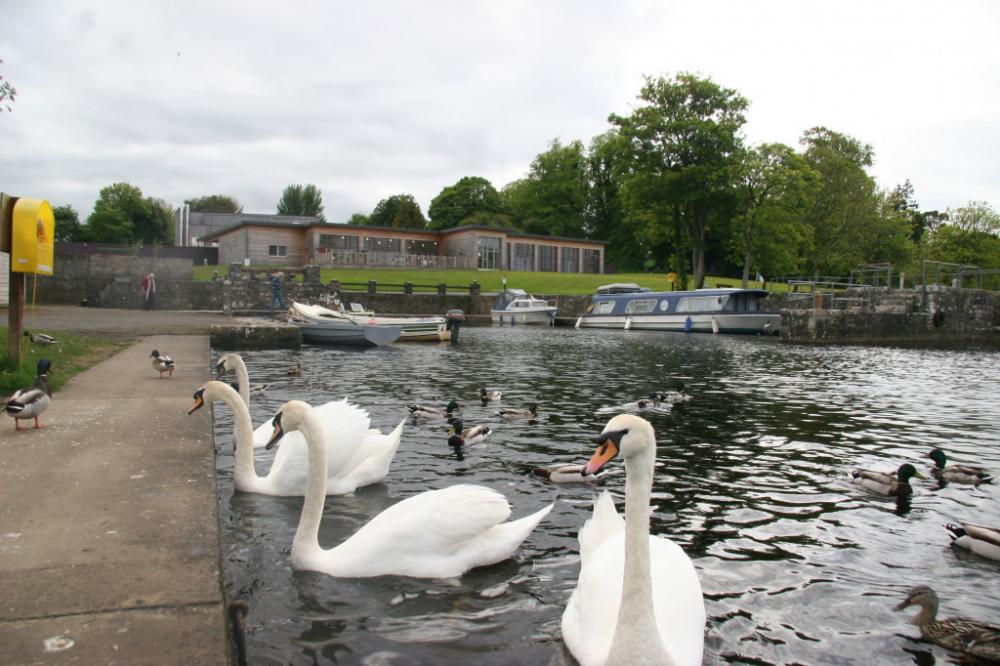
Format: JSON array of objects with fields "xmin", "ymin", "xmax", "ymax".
[{"xmin": 575, "ymin": 283, "xmax": 781, "ymax": 334}]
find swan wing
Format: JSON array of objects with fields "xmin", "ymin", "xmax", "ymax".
[
  {"xmin": 325, "ymin": 485, "xmax": 548, "ymax": 578},
  {"xmin": 579, "ymin": 491, "xmax": 624, "ymax": 558},
  {"xmin": 327, "ymin": 419, "xmax": 406, "ymax": 494},
  {"xmin": 562, "ymin": 531, "xmax": 705, "ymax": 666}
]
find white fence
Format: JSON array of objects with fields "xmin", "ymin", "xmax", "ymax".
[{"xmin": 325, "ymin": 249, "xmax": 476, "ymax": 270}]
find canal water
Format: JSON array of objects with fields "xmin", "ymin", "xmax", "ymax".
[{"xmin": 210, "ymin": 327, "xmax": 1000, "ymax": 665}]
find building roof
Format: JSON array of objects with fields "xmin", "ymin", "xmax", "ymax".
[{"xmin": 198, "ymin": 217, "xmax": 607, "ymax": 246}]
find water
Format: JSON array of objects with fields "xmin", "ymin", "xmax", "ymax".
[{"xmin": 209, "ymin": 328, "xmax": 1000, "ymax": 665}]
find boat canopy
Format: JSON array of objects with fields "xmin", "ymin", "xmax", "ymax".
[{"xmin": 596, "ymin": 283, "xmax": 649, "ymax": 295}]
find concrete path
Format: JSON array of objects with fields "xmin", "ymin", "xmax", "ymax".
[{"xmin": 0, "ymin": 334, "xmax": 229, "ymax": 665}]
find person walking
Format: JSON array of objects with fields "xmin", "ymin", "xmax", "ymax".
[
  {"xmin": 270, "ymin": 272, "xmax": 286, "ymax": 310},
  {"xmin": 141, "ymin": 272, "xmax": 157, "ymax": 310}
]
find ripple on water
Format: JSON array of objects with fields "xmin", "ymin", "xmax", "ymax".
[{"xmin": 212, "ymin": 328, "xmax": 1000, "ymax": 665}]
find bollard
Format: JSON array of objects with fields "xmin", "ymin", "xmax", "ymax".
[
  {"xmin": 368, "ymin": 280, "xmax": 377, "ymax": 294},
  {"xmin": 437, "ymin": 283, "xmax": 446, "ymax": 296},
  {"xmin": 404, "ymin": 281, "xmax": 413, "ymax": 295},
  {"xmin": 470, "ymin": 280, "xmax": 481, "ymax": 296}
]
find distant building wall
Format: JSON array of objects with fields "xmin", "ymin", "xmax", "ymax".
[{"xmin": 57, "ymin": 242, "xmax": 217, "ymax": 265}]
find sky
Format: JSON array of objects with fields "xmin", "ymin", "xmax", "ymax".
[{"xmin": 3, "ymin": 1, "xmax": 999, "ymax": 225}]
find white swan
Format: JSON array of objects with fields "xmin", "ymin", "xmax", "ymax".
[
  {"xmin": 267, "ymin": 399, "xmax": 554, "ymax": 578},
  {"xmin": 189, "ymin": 381, "xmax": 404, "ymax": 496},
  {"xmin": 215, "ymin": 352, "xmax": 274, "ymax": 448},
  {"xmin": 562, "ymin": 414, "xmax": 705, "ymax": 666}
]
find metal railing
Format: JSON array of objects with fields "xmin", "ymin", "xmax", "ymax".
[{"xmin": 323, "ymin": 249, "xmax": 476, "ymax": 270}]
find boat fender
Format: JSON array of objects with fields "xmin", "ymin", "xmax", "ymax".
[
  {"xmin": 574, "ymin": 316, "xmax": 581, "ymax": 329},
  {"xmin": 711, "ymin": 317, "xmax": 719, "ymax": 334},
  {"xmin": 684, "ymin": 316, "xmax": 692, "ymax": 333},
  {"xmin": 624, "ymin": 317, "xmax": 632, "ymax": 331}
]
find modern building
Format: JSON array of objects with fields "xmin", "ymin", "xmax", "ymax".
[{"xmin": 195, "ymin": 215, "xmax": 607, "ymax": 273}]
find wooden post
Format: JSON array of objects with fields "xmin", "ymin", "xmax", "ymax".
[{"xmin": 2, "ymin": 193, "xmax": 24, "ymax": 364}]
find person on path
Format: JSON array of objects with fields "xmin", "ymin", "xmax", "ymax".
[
  {"xmin": 141, "ymin": 272, "xmax": 156, "ymax": 310},
  {"xmin": 270, "ymin": 273, "xmax": 286, "ymax": 310}
]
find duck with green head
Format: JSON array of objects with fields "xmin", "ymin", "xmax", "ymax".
[
  {"xmin": 851, "ymin": 463, "xmax": 925, "ymax": 496},
  {"xmin": 928, "ymin": 448, "xmax": 993, "ymax": 485}
]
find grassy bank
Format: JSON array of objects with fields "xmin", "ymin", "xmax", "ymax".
[
  {"xmin": 193, "ymin": 265, "xmax": 774, "ymax": 295},
  {"xmin": 0, "ymin": 328, "xmax": 132, "ymax": 396}
]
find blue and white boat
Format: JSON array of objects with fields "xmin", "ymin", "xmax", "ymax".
[
  {"xmin": 575, "ymin": 283, "xmax": 781, "ymax": 334},
  {"xmin": 491, "ymin": 289, "xmax": 558, "ymax": 326}
]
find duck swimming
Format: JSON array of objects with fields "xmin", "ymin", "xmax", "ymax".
[
  {"xmin": 928, "ymin": 448, "xmax": 993, "ymax": 485},
  {"xmin": 480, "ymin": 388, "xmax": 502, "ymax": 403},
  {"xmin": 894, "ymin": 585, "xmax": 1000, "ymax": 663},
  {"xmin": 447, "ymin": 419, "xmax": 491, "ymax": 446},
  {"xmin": 407, "ymin": 400, "xmax": 461, "ymax": 419},
  {"xmin": 946, "ymin": 522, "xmax": 1000, "ymax": 561},
  {"xmin": 495, "ymin": 403, "xmax": 538, "ymax": 420},
  {"xmin": 850, "ymin": 463, "xmax": 925, "ymax": 497}
]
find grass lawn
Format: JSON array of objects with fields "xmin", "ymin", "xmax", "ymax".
[
  {"xmin": 193, "ymin": 265, "xmax": 776, "ymax": 295},
  {"xmin": 0, "ymin": 328, "xmax": 133, "ymax": 396}
]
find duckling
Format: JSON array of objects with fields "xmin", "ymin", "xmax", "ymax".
[
  {"xmin": 150, "ymin": 350, "xmax": 176, "ymax": 378},
  {"xmin": 495, "ymin": 403, "xmax": 538, "ymax": 420},
  {"xmin": 287, "ymin": 360, "xmax": 303, "ymax": 377},
  {"xmin": 894, "ymin": 585, "xmax": 1000, "ymax": 663},
  {"xmin": 4, "ymin": 359, "xmax": 53, "ymax": 430},
  {"xmin": 407, "ymin": 400, "xmax": 461, "ymax": 420},
  {"xmin": 651, "ymin": 379, "xmax": 688, "ymax": 403},
  {"xmin": 850, "ymin": 463, "xmax": 925, "ymax": 497},
  {"xmin": 480, "ymin": 387, "xmax": 502, "ymax": 403},
  {"xmin": 447, "ymin": 419, "xmax": 491, "ymax": 446},
  {"xmin": 928, "ymin": 448, "xmax": 993, "ymax": 485},
  {"xmin": 946, "ymin": 522, "xmax": 1000, "ymax": 561},
  {"xmin": 23, "ymin": 330, "xmax": 59, "ymax": 347}
]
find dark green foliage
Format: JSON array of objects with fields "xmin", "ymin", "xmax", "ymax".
[
  {"xmin": 368, "ymin": 194, "xmax": 427, "ymax": 229},
  {"xmin": 505, "ymin": 139, "xmax": 589, "ymax": 238},
  {"xmin": 276, "ymin": 184, "xmax": 324, "ymax": 220},
  {"xmin": 428, "ymin": 177, "xmax": 503, "ymax": 230},
  {"xmin": 84, "ymin": 182, "xmax": 173, "ymax": 244},
  {"xmin": 185, "ymin": 195, "xmax": 243, "ymax": 213},
  {"xmin": 53, "ymin": 205, "xmax": 88, "ymax": 242}
]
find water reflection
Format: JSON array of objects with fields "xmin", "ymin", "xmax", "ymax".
[{"xmin": 212, "ymin": 328, "xmax": 1000, "ymax": 665}]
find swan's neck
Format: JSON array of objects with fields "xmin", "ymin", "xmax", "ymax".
[
  {"xmin": 233, "ymin": 359, "xmax": 251, "ymax": 407},
  {"xmin": 216, "ymin": 382, "xmax": 258, "ymax": 481},
  {"xmin": 292, "ymin": 410, "xmax": 328, "ymax": 558},
  {"xmin": 607, "ymin": 445, "xmax": 673, "ymax": 665}
]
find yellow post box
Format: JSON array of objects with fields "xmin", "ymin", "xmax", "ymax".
[{"xmin": 11, "ymin": 198, "xmax": 55, "ymax": 275}]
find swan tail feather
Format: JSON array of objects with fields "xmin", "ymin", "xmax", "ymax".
[
  {"xmin": 465, "ymin": 502, "xmax": 554, "ymax": 570},
  {"xmin": 579, "ymin": 491, "xmax": 623, "ymax": 558}
]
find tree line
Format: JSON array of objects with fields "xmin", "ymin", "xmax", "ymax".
[{"xmin": 53, "ymin": 73, "xmax": 999, "ymax": 287}]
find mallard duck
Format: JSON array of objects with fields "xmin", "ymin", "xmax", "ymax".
[
  {"xmin": 850, "ymin": 463, "xmax": 925, "ymax": 496},
  {"xmin": 447, "ymin": 419, "xmax": 491, "ymax": 446},
  {"xmin": 287, "ymin": 360, "xmax": 303, "ymax": 377},
  {"xmin": 480, "ymin": 387, "xmax": 502, "ymax": 403},
  {"xmin": 894, "ymin": 585, "xmax": 1000, "ymax": 662},
  {"xmin": 946, "ymin": 522, "xmax": 1000, "ymax": 561},
  {"xmin": 620, "ymin": 395, "xmax": 661, "ymax": 412},
  {"xmin": 406, "ymin": 400, "xmax": 461, "ymax": 419},
  {"xmin": 495, "ymin": 403, "xmax": 538, "ymax": 420},
  {"xmin": 530, "ymin": 464, "xmax": 605, "ymax": 483},
  {"xmin": 562, "ymin": 415, "xmax": 705, "ymax": 665},
  {"xmin": 651, "ymin": 379, "xmax": 688, "ymax": 403},
  {"xmin": 150, "ymin": 350, "xmax": 175, "ymax": 378},
  {"xmin": 264, "ymin": 400, "xmax": 553, "ymax": 578},
  {"xmin": 5, "ymin": 359, "xmax": 53, "ymax": 430},
  {"xmin": 23, "ymin": 330, "xmax": 58, "ymax": 346},
  {"xmin": 928, "ymin": 448, "xmax": 993, "ymax": 485}
]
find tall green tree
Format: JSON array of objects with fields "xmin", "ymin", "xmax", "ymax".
[
  {"xmin": 428, "ymin": 176, "xmax": 503, "ymax": 230},
  {"xmin": 506, "ymin": 139, "xmax": 589, "ymax": 238},
  {"xmin": 85, "ymin": 182, "xmax": 172, "ymax": 244},
  {"xmin": 53, "ymin": 205, "xmax": 88, "ymax": 242},
  {"xmin": 799, "ymin": 127, "xmax": 880, "ymax": 279},
  {"xmin": 730, "ymin": 143, "xmax": 816, "ymax": 285},
  {"xmin": 277, "ymin": 184, "xmax": 324, "ymax": 220},
  {"xmin": 368, "ymin": 194, "xmax": 427, "ymax": 229},
  {"xmin": 586, "ymin": 131, "xmax": 644, "ymax": 271},
  {"xmin": 185, "ymin": 195, "xmax": 243, "ymax": 213},
  {"xmin": 610, "ymin": 73, "xmax": 749, "ymax": 288},
  {"xmin": 346, "ymin": 212, "xmax": 370, "ymax": 225},
  {"xmin": 947, "ymin": 200, "xmax": 1000, "ymax": 235}
]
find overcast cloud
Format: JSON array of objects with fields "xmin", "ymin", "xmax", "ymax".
[{"xmin": 4, "ymin": 1, "xmax": 999, "ymax": 224}]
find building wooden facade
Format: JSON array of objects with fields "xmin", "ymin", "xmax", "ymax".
[{"xmin": 198, "ymin": 217, "xmax": 606, "ymax": 274}]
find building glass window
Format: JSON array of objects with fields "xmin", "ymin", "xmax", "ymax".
[
  {"xmin": 511, "ymin": 243, "xmax": 534, "ymax": 271},
  {"xmin": 560, "ymin": 247, "xmax": 579, "ymax": 273},
  {"xmin": 268, "ymin": 245, "xmax": 287, "ymax": 257},
  {"xmin": 477, "ymin": 236, "xmax": 502, "ymax": 269},
  {"xmin": 364, "ymin": 237, "xmax": 401, "ymax": 252},
  {"xmin": 582, "ymin": 249, "xmax": 601, "ymax": 274},
  {"xmin": 320, "ymin": 234, "xmax": 359, "ymax": 250},
  {"xmin": 405, "ymin": 239, "xmax": 439, "ymax": 255},
  {"xmin": 537, "ymin": 244, "xmax": 557, "ymax": 272}
]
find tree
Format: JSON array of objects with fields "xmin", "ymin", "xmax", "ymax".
[
  {"xmin": 799, "ymin": 127, "xmax": 880, "ymax": 279},
  {"xmin": 586, "ymin": 131, "xmax": 645, "ymax": 271},
  {"xmin": 53, "ymin": 205, "xmax": 88, "ymax": 242},
  {"xmin": 730, "ymin": 143, "xmax": 816, "ymax": 286},
  {"xmin": 276, "ymin": 184, "xmax": 324, "ymax": 220},
  {"xmin": 346, "ymin": 212, "xmax": 370, "ymax": 225},
  {"xmin": 926, "ymin": 224, "xmax": 1000, "ymax": 269},
  {"xmin": 185, "ymin": 195, "xmax": 243, "ymax": 213},
  {"xmin": 610, "ymin": 73, "xmax": 749, "ymax": 288},
  {"xmin": 506, "ymin": 139, "xmax": 589, "ymax": 238},
  {"xmin": 0, "ymin": 58, "xmax": 16, "ymax": 113},
  {"xmin": 85, "ymin": 182, "xmax": 173, "ymax": 244},
  {"xmin": 368, "ymin": 194, "xmax": 427, "ymax": 229},
  {"xmin": 427, "ymin": 176, "xmax": 503, "ymax": 230},
  {"xmin": 947, "ymin": 201, "xmax": 1000, "ymax": 235}
]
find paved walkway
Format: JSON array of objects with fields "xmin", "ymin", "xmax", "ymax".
[{"xmin": 0, "ymin": 324, "xmax": 230, "ymax": 664}]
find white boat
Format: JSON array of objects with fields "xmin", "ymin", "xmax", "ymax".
[
  {"xmin": 575, "ymin": 284, "xmax": 781, "ymax": 335},
  {"xmin": 293, "ymin": 301, "xmax": 449, "ymax": 342},
  {"xmin": 289, "ymin": 302, "xmax": 402, "ymax": 347},
  {"xmin": 491, "ymin": 289, "xmax": 558, "ymax": 326}
]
